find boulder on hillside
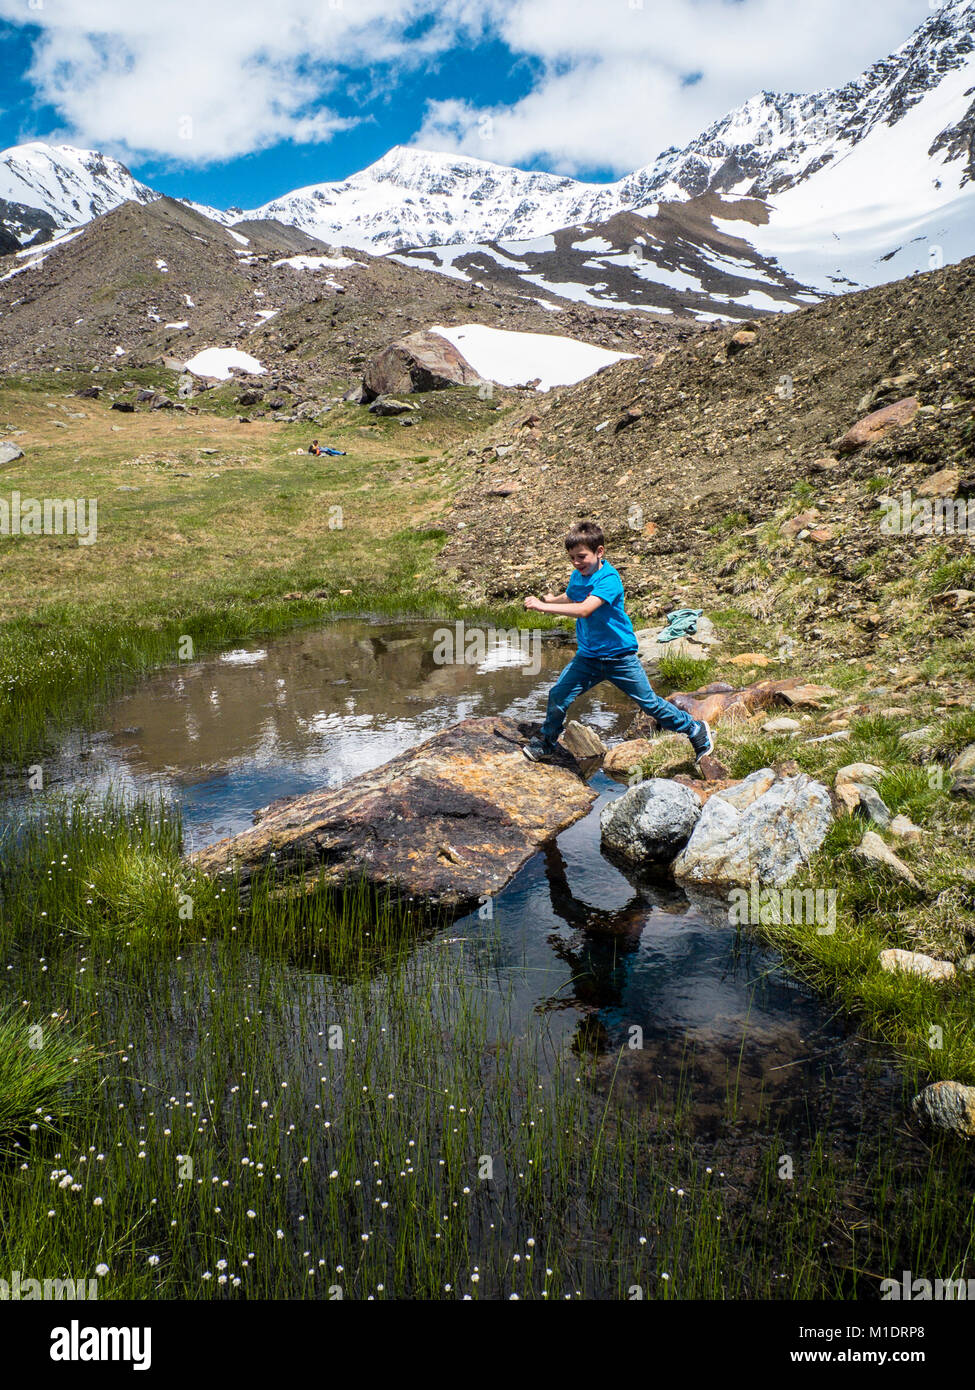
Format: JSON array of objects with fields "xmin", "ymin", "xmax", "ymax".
[
  {"xmin": 600, "ymin": 778, "xmax": 702, "ymax": 865},
  {"xmin": 635, "ymin": 615, "xmax": 718, "ymax": 667},
  {"xmin": 835, "ymin": 396, "xmax": 919, "ymax": 453},
  {"xmin": 0, "ymin": 441, "xmax": 24, "ymax": 467},
  {"xmin": 188, "ymin": 716, "xmax": 596, "ymax": 914},
  {"xmin": 361, "ymin": 329, "xmax": 485, "ymax": 402},
  {"xmin": 672, "ymin": 770, "xmax": 832, "ymax": 889}
]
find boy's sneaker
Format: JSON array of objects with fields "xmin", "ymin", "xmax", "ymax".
[
  {"xmin": 523, "ymin": 736, "xmax": 558, "ymax": 762},
  {"xmin": 688, "ymin": 719, "xmax": 714, "ymax": 763}
]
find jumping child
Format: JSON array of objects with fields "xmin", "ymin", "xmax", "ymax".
[{"xmin": 522, "ymin": 520, "xmax": 713, "ymax": 763}]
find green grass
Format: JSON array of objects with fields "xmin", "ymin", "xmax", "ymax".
[
  {"xmin": 656, "ymin": 654, "xmax": 717, "ymax": 692},
  {"xmin": 0, "ymin": 1005, "xmax": 99, "ymax": 1160},
  {"xmin": 1, "ymin": 792, "xmax": 973, "ymax": 1299}
]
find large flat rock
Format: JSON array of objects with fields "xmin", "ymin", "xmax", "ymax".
[{"xmin": 188, "ymin": 716, "xmax": 596, "ymax": 912}]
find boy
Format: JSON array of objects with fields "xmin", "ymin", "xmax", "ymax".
[{"xmin": 522, "ymin": 520, "xmax": 714, "ymax": 763}]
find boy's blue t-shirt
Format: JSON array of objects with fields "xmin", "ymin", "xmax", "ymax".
[{"xmin": 566, "ymin": 560, "xmax": 638, "ymax": 657}]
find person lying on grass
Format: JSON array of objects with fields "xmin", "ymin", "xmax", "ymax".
[{"xmin": 522, "ymin": 519, "xmax": 713, "ymax": 764}]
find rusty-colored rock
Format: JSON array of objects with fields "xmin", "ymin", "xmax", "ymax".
[
  {"xmin": 835, "ymin": 396, "xmax": 919, "ymax": 453},
  {"xmin": 602, "ymin": 739, "xmax": 656, "ymax": 777},
  {"xmin": 665, "ymin": 676, "xmax": 818, "ymax": 728},
  {"xmin": 188, "ymin": 717, "xmax": 596, "ymax": 913},
  {"xmin": 916, "ymin": 467, "xmax": 960, "ymax": 498}
]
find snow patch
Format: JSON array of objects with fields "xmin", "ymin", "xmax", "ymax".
[
  {"xmin": 272, "ymin": 254, "xmax": 361, "ymax": 270},
  {"xmin": 429, "ymin": 323, "xmax": 635, "ymax": 392},
  {"xmin": 184, "ymin": 347, "xmax": 265, "ymax": 379}
]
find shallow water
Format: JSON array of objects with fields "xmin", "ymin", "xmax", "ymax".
[{"xmin": 19, "ymin": 617, "xmax": 905, "ymax": 1137}]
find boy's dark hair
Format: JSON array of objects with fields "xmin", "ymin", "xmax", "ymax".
[{"xmin": 565, "ymin": 520, "xmax": 605, "ymax": 552}]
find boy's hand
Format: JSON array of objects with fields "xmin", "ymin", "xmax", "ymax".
[
  {"xmin": 543, "ymin": 592, "xmax": 558, "ymax": 603},
  {"xmin": 524, "ymin": 595, "xmax": 544, "ymax": 611}
]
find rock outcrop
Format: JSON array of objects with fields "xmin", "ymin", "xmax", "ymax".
[
  {"xmin": 188, "ymin": 716, "xmax": 596, "ymax": 913},
  {"xmin": 661, "ymin": 676, "xmax": 839, "ymax": 729}
]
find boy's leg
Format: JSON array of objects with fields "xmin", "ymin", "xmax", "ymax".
[
  {"xmin": 537, "ymin": 654, "xmax": 602, "ymax": 746},
  {"xmin": 606, "ymin": 653, "xmax": 697, "ymax": 736}
]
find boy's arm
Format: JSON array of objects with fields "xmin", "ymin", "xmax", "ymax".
[{"xmin": 525, "ymin": 595, "xmax": 603, "ymax": 617}]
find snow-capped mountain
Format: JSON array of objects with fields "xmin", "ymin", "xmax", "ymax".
[
  {"xmin": 1, "ymin": 0, "xmax": 973, "ymax": 298},
  {"xmin": 242, "ymin": 144, "xmax": 624, "ymax": 253},
  {"xmin": 242, "ymin": 0, "xmax": 975, "ymax": 260},
  {"xmin": 0, "ymin": 142, "xmax": 157, "ymax": 250}
]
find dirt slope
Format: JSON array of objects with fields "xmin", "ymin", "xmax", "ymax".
[{"xmin": 437, "ymin": 255, "xmax": 975, "ymax": 655}]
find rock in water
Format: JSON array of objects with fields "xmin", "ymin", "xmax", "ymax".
[
  {"xmin": 561, "ymin": 721, "xmax": 606, "ymax": 758},
  {"xmin": 911, "ymin": 1081, "xmax": 975, "ymax": 1139},
  {"xmin": 600, "ymin": 779, "xmax": 702, "ymax": 865},
  {"xmin": 672, "ymin": 771, "xmax": 832, "ymax": 888},
  {"xmin": 188, "ymin": 716, "xmax": 596, "ymax": 913}
]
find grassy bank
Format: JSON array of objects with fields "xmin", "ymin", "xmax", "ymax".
[
  {"xmin": 641, "ymin": 631, "xmax": 975, "ymax": 1093},
  {"xmin": 0, "ymin": 373, "xmax": 552, "ymax": 760},
  {"xmin": 1, "ymin": 794, "xmax": 972, "ymax": 1299}
]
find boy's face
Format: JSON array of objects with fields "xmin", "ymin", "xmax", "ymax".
[{"xmin": 568, "ymin": 544, "xmax": 603, "ymax": 576}]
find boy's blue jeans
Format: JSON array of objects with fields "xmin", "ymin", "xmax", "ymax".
[{"xmin": 539, "ymin": 651, "xmax": 696, "ymax": 745}]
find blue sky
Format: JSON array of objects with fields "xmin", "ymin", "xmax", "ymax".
[{"xmin": 0, "ymin": 0, "xmax": 943, "ymax": 210}]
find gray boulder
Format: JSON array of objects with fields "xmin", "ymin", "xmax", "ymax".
[
  {"xmin": 672, "ymin": 771, "xmax": 832, "ymax": 888},
  {"xmin": 600, "ymin": 778, "xmax": 702, "ymax": 865},
  {"xmin": 0, "ymin": 441, "xmax": 24, "ymax": 467}
]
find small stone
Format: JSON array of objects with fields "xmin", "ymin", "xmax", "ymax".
[
  {"xmin": 889, "ymin": 814, "xmax": 927, "ymax": 843},
  {"xmin": 762, "ymin": 717, "xmax": 801, "ymax": 734},
  {"xmin": 835, "ymin": 397, "xmax": 920, "ymax": 453},
  {"xmin": 879, "ymin": 948, "xmax": 954, "ymax": 982},
  {"xmin": 602, "ymin": 739, "xmax": 656, "ymax": 778},
  {"xmin": 836, "ymin": 763, "xmax": 886, "ymax": 786},
  {"xmin": 916, "ymin": 467, "xmax": 960, "ymax": 499},
  {"xmin": 855, "ymin": 784, "xmax": 892, "ymax": 829},
  {"xmin": 560, "ymin": 721, "xmax": 606, "ymax": 759},
  {"xmin": 950, "ymin": 743, "xmax": 975, "ymax": 775},
  {"xmin": 912, "ymin": 1081, "xmax": 975, "ymax": 1138},
  {"xmin": 853, "ymin": 831, "xmax": 921, "ymax": 889}
]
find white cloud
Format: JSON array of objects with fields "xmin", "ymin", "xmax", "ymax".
[
  {"xmin": 0, "ymin": 0, "xmax": 944, "ymax": 170},
  {"xmin": 415, "ymin": 0, "xmax": 943, "ymax": 174},
  {"xmin": 1, "ymin": 0, "xmax": 476, "ymax": 163}
]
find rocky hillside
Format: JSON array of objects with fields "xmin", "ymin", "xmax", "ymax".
[
  {"xmin": 0, "ymin": 196, "xmax": 689, "ymax": 390},
  {"xmin": 438, "ymin": 253, "xmax": 975, "ymax": 664},
  {"xmin": 390, "ymin": 194, "xmax": 818, "ymax": 321}
]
